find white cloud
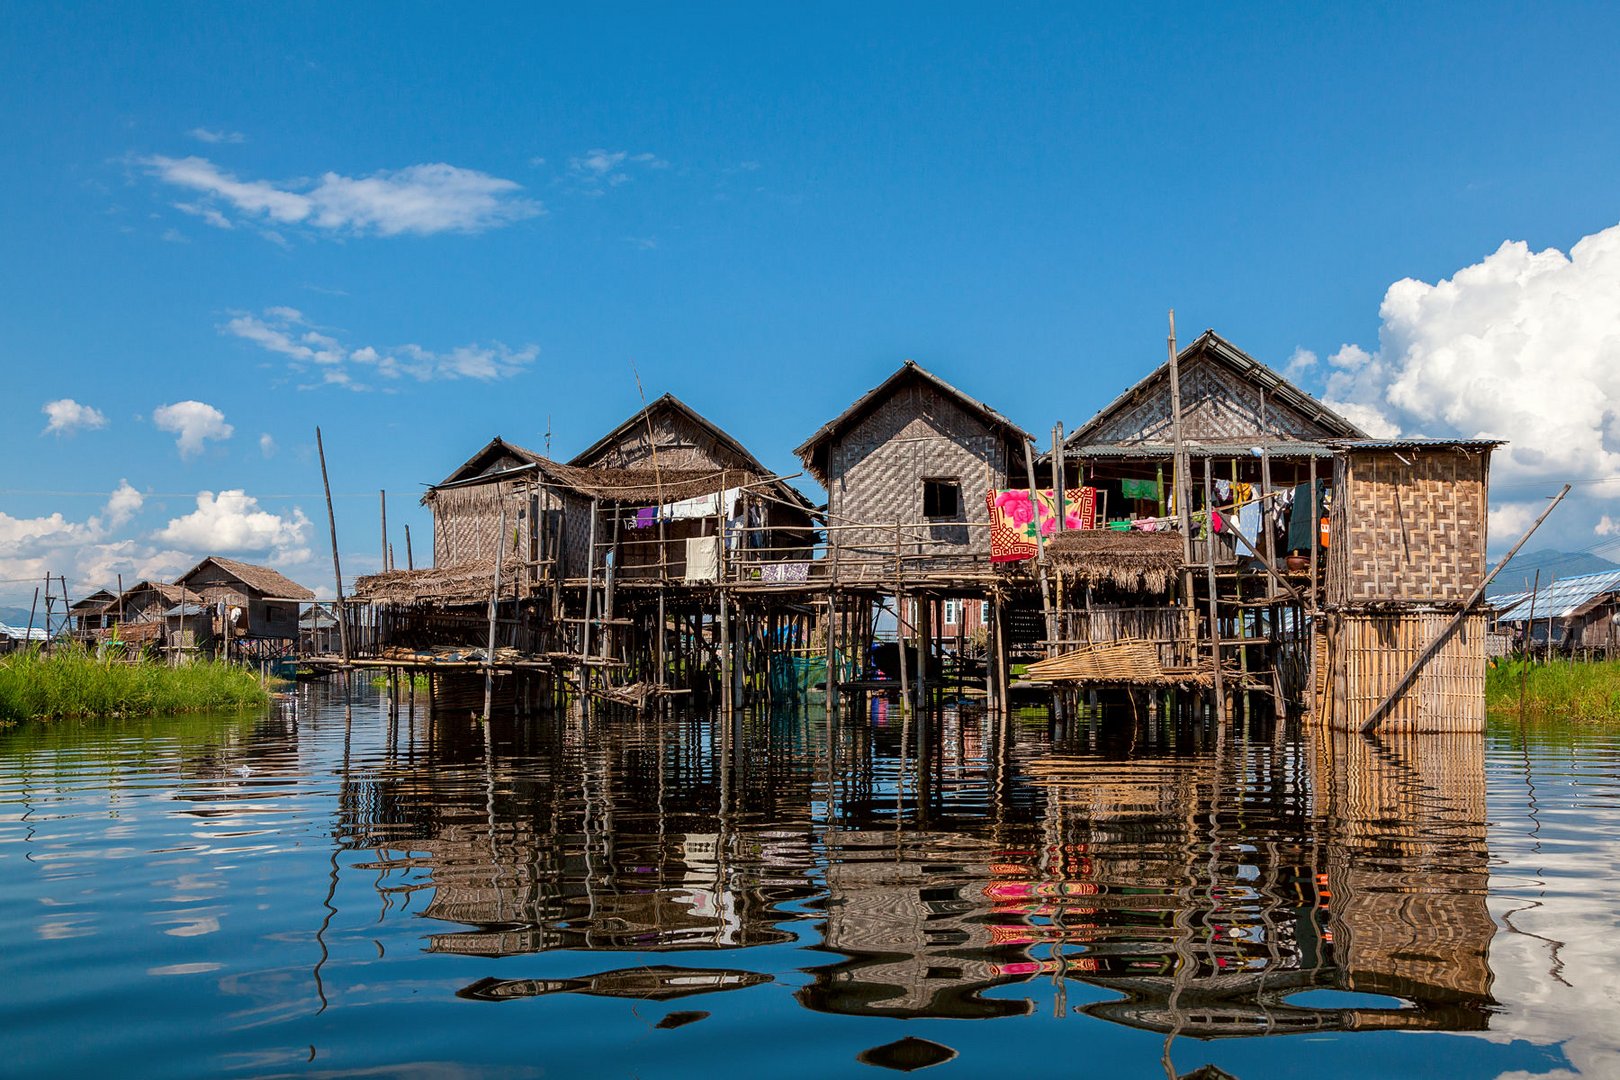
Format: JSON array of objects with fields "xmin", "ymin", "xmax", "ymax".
[
  {"xmin": 0, "ymin": 485, "xmax": 187, "ymax": 606},
  {"xmin": 174, "ymin": 201, "xmax": 234, "ymax": 229},
  {"xmin": 143, "ymin": 155, "xmax": 542, "ymax": 236},
  {"xmin": 155, "ymin": 490, "xmax": 311, "ymax": 563},
  {"xmin": 102, "ymin": 480, "xmax": 143, "ymax": 529},
  {"xmin": 152, "ymin": 400, "xmax": 234, "ymax": 457},
  {"xmin": 1300, "ymin": 221, "xmax": 1620, "ymax": 547},
  {"xmin": 1282, "ymin": 346, "xmax": 1317, "ymax": 381},
  {"xmin": 259, "ymin": 433, "xmax": 277, "ymax": 458},
  {"xmin": 41, "ymin": 399, "xmax": 108, "ymax": 436},
  {"xmin": 188, "ymin": 127, "xmax": 245, "ymax": 145},
  {"xmin": 566, "ymin": 148, "xmax": 668, "ymax": 194},
  {"xmin": 223, "ymin": 307, "xmax": 537, "ymax": 389}
]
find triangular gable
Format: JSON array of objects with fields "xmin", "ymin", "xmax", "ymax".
[
  {"xmin": 795, "ymin": 360, "xmax": 1033, "ymax": 485},
  {"xmin": 1068, "ymin": 331, "xmax": 1365, "ymax": 448},
  {"xmin": 568, "ymin": 393, "xmax": 766, "ymax": 474},
  {"xmin": 436, "ymin": 437, "xmax": 547, "ymax": 486}
]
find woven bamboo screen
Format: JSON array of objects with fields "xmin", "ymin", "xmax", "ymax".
[
  {"xmin": 429, "ymin": 480, "xmax": 532, "ymax": 568},
  {"xmin": 1315, "ymin": 611, "xmax": 1486, "ymax": 732},
  {"xmin": 1327, "ymin": 448, "xmax": 1488, "ymax": 607}
]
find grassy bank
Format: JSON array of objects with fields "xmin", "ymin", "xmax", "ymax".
[
  {"xmin": 1486, "ymin": 658, "xmax": 1620, "ymax": 720},
  {"xmin": 0, "ymin": 648, "xmax": 271, "ymax": 724}
]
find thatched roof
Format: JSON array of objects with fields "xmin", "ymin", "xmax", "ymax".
[
  {"xmin": 1046, "ymin": 530, "xmax": 1184, "ymax": 594},
  {"xmin": 121, "ymin": 580, "xmax": 204, "ymax": 606},
  {"xmin": 180, "ymin": 556, "xmax": 315, "ymax": 600},
  {"xmin": 532, "ymin": 460, "xmax": 762, "ymax": 503},
  {"xmin": 794, "ymin": 359, "xmax": 1033, "ymax": 486},
  {"xmin": 351, "ymin": 562, "xmax": 523, "ymax": 606}
]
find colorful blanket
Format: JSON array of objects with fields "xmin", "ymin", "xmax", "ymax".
[{"xmin": 987, "ymin": 488, "xmax": 1097, "ymax": 563}]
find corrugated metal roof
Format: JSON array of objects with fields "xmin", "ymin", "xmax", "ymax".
[
  {"xmin": 1495, "ymin": 569, "xmax": 1620, "ymax": 621},
  {"xmin": 1065, "ymin": 439, "xmax": 1336, "ymax": 459},
  {"xmin": 1322, "ymin": 438, "xmax": 1505, "ymax": 450},
  {"xmin": 0, "ymin": 623, "xmax": 50, "ymax": 641}
]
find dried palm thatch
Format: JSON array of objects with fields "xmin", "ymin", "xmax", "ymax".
[
  {"xmin": 532, "ymin": 460, "xmax": 760, "ymax": 503},
  {"xmin": 1046, "ymin": 530, "xmax": 1183, "ymax": 594},
  {"xmin": 353, "ymin": 562, "xmax": 521, "ymax": 606},
  {"xmin": 1024, "ymin": 638, "xmax": 1213, "ymax": 686}
]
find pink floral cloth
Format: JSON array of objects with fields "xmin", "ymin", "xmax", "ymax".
[{"xmin": 986, "ymin": 488, "xmax": 1096, "ymax": 562}]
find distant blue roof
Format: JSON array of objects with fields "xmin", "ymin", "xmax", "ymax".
[{"xmin": 1495, "ymin": 570, "xmax": 1620, "ymax": 622}]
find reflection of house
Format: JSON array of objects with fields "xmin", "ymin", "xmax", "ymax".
[{"xmin": 796, "ymin": 829, "xmax": 1034, "ymax": 1020}]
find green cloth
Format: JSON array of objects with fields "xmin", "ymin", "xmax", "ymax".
[
  {"xmin": 1286, "ymin": 480, "xmax": 1326, "ymax": 554},
  {"xmin": 1120, "ymin": 477, "xmax": 1158, "ymax": 500},
  {"xmin": 1107, "ymin": 520, "xmax": 1132, "ymax": 532}
]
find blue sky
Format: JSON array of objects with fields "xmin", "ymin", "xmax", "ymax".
[{"xmin": 6, "ymin": 4, "xmax": 1620, "ymax": 605}]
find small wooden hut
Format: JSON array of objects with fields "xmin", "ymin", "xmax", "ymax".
[
  {"xmin": 177, "ymin": 556, "xmax": 315, "ymax": 658},
  {"xmin": 1315, "ymin": 439, "xmax": 1501, "ymax": 732},
  {"xmin": 795, "ymin": 359, "xmax": 1032, "ymax": 584},
  {"xmin": 68, "ymin": 589, "xmax": 118, "ymax": 634},
  {"xmin": 1492, "ymin": 568, "xmax": 1620, "ymax": 659}
]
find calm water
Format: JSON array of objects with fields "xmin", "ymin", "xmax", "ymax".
[{"xmin": 2, "ymin": 685, "xmax": 1616, "ymax": 1079}]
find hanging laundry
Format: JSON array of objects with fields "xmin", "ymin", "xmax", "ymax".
[
  {"xmin": 684, "ymin": 535, "xmax": 720, "ymax": 582},
  {"xmin": 1286, "ymin": 480, "xmax": 1327, "ymax": 554},
  {"xmin": 1214, "ymin": 479, "xmax": 1232, "ymax": 502},
  {"xmin": 1120, "ymin": 477, "xmax": 1158, "ymax": 500},
  {"xmin": 986, "ymin": 487, "xmax": 1098, "ymax": 562},
  {"xmin": 760, "ymin": 561, "xmax": 810, "ymax": 583},
  {"xmin": 1235, "ymin": 501, "xmax": 1261, "ymax": 556},
  {"xmin": 631, "ymin": 507, "xmax": 658, "ymax": 529},
  {"xmin": 1232, "ymin": 481, "xmax": 1254, "ymax": 507}
]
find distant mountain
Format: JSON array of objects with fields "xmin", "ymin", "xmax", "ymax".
[{"xmin": 1487, "ymin": 549, "xmax": 1620, "ymax": 597}]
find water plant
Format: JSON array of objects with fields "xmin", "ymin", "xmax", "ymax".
[
  {"xmin": 0, "ymin": 647, "xmax": 271, "ymax": 724},
  {"xmin": 1486, "ymin": 657, "xmax": 1620, "ymax": 721}
]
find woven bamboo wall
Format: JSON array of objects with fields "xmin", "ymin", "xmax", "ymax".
[
  {"xmin": 1316, "ymin": 611, "xmax": 1486, "ymax": 732},
  {"xmin": 1327, "ymin": 448, "xmax": 1488, "ymax": 607},
  {"xmin": 429, "ymin": 480, "xmax": 536, "ymax": 569},
  {"xmin": 575, "ymin": 409, "xmax": 738, "ymax": 472},
  {"xmin": 1089, "ymin": 357, "xmax": 1327, "ymax": 444},
  {"xmin": 828, "ymin": 384, "xmax": 1015, "ymax": 582}
]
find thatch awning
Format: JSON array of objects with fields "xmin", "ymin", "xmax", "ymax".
[
  {"xmin": 352, "ymin": 563, "xmax": 522, "ymax": 606},
  {"xmin": 1046, "ymin": 530, "xmax": 1183, "ymax": 594},
  {"xmin": 532, "ymin": 460, "xmax": 760, "ymax": 503}
]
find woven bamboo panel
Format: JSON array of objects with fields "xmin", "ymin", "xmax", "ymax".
[
  {"xmin": 1090, "ymin": 357, "xmax": 1325, "ymax": 444},
  {"xmin": 1327, "ymin": 448, "xmax": 1488, "ymax": 606},
  {"xmin": 829, "ymin": 385, "xmax": 1014, "ymax": 583},
  {"xmin": 1317, "ymin": 611, "xmax": 1486, "ymax": 732}
]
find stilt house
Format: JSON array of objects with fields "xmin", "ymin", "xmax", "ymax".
[
  {"xmin": 177, "ymin": 557, "xmax": 314, "ymax": 654},
  {"xmin": 795, "ymin": 360, "xmax": 1033, "ymax": 585}
]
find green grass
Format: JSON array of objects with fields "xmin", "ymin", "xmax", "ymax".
[
  {"xmin": 1486, "ymin": 657, "xmax": 1620, "ymax": 721},
  {"xmin": 0, "ymin": 647, "xmax": 271, "ymax": 725},
  {"xmin": 369, "ymin": 671, "xmax": 430, "ymax": 690}
]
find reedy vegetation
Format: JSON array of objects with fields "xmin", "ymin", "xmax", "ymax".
[
  {"xmin": 1486, "ymin": 658, "xmax": 1620, "ymax": 720},
  {"xmin": 0, "ymin": 647, "xmax": 270, "ymax": 724}
]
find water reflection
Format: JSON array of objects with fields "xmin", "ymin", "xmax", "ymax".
[
  {"xmin": 3, "ymin": 686, "xmax": 1600, "ymax": 1078},
  {"xmin": 329, "ymin": 694, "xmax": 1497, "ymax": 1040}
]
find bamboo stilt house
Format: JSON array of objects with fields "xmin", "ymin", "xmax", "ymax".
[
  {"xmin": 794, "ymin": 359, "xmax": 1032, "ymax": 585},
  {"xmin": 176, "ymin": 556, "xmax": 314, "ymax": 653},
  {"xmin": 1315, "ymin": 438, "xmax": 1502, "ymax": 732}
]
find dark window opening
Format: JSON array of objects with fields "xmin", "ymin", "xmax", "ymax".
[{"xmin": 923, "ymin": 478, "xmax": 961, "ymax": 519}]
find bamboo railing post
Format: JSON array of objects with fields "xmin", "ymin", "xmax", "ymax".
[
  {"xmin": 1360, "ymin": 483, "xmax": 1570, "ymax": 734},
  {"xmin": 1204, "ymin": 461, "xmax": 1226, "ymax": 719},
  {"xmin": 316, "ymin": 427, "xmax": 351, "ymax": 666},
  {"xmin": 484, "ymin": 500, "xmax": 506, "ymax": 721}
]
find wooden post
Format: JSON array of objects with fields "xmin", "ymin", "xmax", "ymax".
[
  {"xmin": 316, "ymin": 427, "xmax": 351, "ymax": 665},
  {"xmin": 25, "ymin": 586, "xmax": 39, "ymax": 649},
  {"xmin": 1519, "ymin": 568, "xmax": 1540, "ymax": 714},
  {"xmin": 379, "ymin": 490, "xmax": 388, "ymax": 572},
  {"xmin": 405, "ymin": 524, "xmax": 414, "ymax": 571},
  {"xmin": 894, "ymin": 522, "xmax": 912, "ymax": 725},
  {"xmin": 1304, "ymin": 456, "xmax": 1319, "ymax": 716},
  {"xmin": 581, "ymin": 497, "xmax": 599, "ymax": 684},
  {"xmin": 484, "ymin": 501, "xmax": 506, "ymax": 721},
  {"xmin": 1203, "ymin": 462, "xmax": 1226, "ymax": 719},
  {"xmin": 1022, "ymin": 437, "xmax": 1056, "ymax": 656},
  {"xmin": 1167, "ymin": 311, "xmax": 1196, "ymax": 666}
]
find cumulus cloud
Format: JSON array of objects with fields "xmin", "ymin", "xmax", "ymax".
[
  {"xmin": 153, "ymin": 400, "xmax": 234, "ymax": 457},
  {"xmin": 1297, "ymin": 221, "xmax": 1620, "ymax": 548},
  {"xmin": 142, "ymin": 155, "xmax": 542, "ymax": 236},
  {"xmin": 566, "ymin": 149, "xmax": 668, "ymax": 194},
  {"xmin": 155, "ymin": 490, "xmax": 311, "ymax": 563},
  {"xmin": 41, "ymin": 398, "xmax": 108, "ymax": 436},
  {"xmin": 259, "ymin": 433, "xmax": 277, "ymax": 458},
  {"xmin": 0, "ymin": 484, "xmax": 184, "ymax": 605},
  {"xmin": 223, "ymin": 307, "xmax": 537, "ymax": 389}
]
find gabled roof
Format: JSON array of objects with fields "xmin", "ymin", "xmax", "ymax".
[
  {"xmin": 794, "ymin": 360, "xmax": 1034, "ymax": 485},
  {"xmin": 69, "ymin": 589, "xmax": 117, "ymax": 613},
  {"xmin": 120, "ymin": 580, "xmax": 203, "ymax": 606},
  {"xmin": 1495, "ymin": 569, "xmax": 1620, "ymax": 622},
  {"xmin": 435, "ymin": 436, "xmax": 547, "ymax": 488},
  {"xmin": 1065, "ymin": 330, "xmax": 1366, "ymax": 452},
  {"xmin": 178, "ymin": 557, "xmax": 315, "ymax": 600},
  {"xmin": 569, "ymin": 393, "xmax": 769, "ymax": 473}
]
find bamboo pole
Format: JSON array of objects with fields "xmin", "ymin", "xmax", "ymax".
[
  {"xmin": 25, "ymin": 586, "xmax": 39, "ymax": 647},
  {"xmin": 1519, "ymin": 568, "xmax": 1540, "ymax": 714},
  {"xmin": 380, "ymin": 490, "xmax": 388, "ymax": 572},
  {"xmin": 405, "ymin": 524, "xmax": 414, "ymax": 571},
  {"xmin": 1022, "ymin": 437, "xmax": 1056, "ymax": 656},
  {"xmin": 1167, "ymin": 311, "xmax": 1196, "ymax": 666},
  {"xmin": 894, "ymin": 522, "xmax": 912, "ymax": 724},
  {"xmin": 1203, "ymin": 462, "xmax": 1226, "ymax": 719},
  {"xmin": 316, "ymin": 427, "xmax": 351, "ymax": 665},
  {"xmin": 1360, "ymin": 483, "xmax": 1570, "ymax": 734},
  {"xmin": 484, "ymin": 501, "xmax": 506, "ymax": 721}
]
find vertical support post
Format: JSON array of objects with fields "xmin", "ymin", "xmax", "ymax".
[
  {"xmin": 484, "ymin": 501, "xmax": 506, "ymax": 722},
  {"xmin": 405, "ymin": 524, "xmax": 414, "ymax": 572},
  {"xmin": 894, "ymin": 521, "xmax": 912, "ymax": 725},
  {"xmin": 1204, "ymin": 461, "xmax": 1226, "ymax": 719},
  {"xmin": 1022, "ymin": 438, "xmax": 1056, "ymax": 656},
  {"xmin": 1305, "ymin": 456, "xmax": 1319, "ymax": 717},
  {"xmin": 317, "ymin": 427, "xmax": 351, "ymax": 665},
  {"xmin": 1520, "ymin": 568, "xmax": 1540, "ymax": 714},
  {"xmin": 380, "ymin": 490, "xmax": 388, "ymax": 572},
  {"xmin": 581, "ymin": 497, "xmax": 599, "ymax": 687}
]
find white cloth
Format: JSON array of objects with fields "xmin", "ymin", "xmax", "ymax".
[
  {"xmin": 684, "ymin": 535, "xmax": 720, "ymax": 583},
  {"xmin": 1235, "ymin": 502, "xmax": 1262, "ymax": 557},
  {"xmin": 662, "ymin": 486, "xmax": 741, "ymax": 522}
]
